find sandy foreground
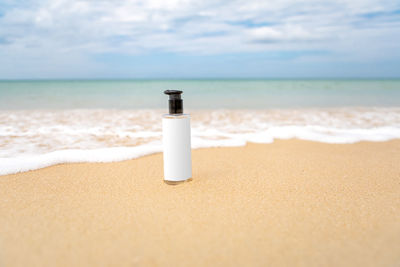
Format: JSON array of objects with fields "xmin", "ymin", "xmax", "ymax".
[{"xmin": 0, "ymin": 140, "xmax": 399, "ymax": 267}]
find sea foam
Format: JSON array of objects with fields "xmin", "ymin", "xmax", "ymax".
[{"xmin": 1, "ymin": 108, "xmax": 400, "ymax": 175}]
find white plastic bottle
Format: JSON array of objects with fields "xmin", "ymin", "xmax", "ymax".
[{"xmin": 162, "ymin": 90, "xmax": 192, "ymax": 185}]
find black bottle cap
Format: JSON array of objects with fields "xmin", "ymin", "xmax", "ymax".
[{"xmin": 164, "ymin": 90, "xmax": 183, "ymax": 114}]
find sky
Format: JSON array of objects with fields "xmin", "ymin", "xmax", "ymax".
[{"xmin": 0, "ymin": 0, "xmax": 399, "ymax": 79}]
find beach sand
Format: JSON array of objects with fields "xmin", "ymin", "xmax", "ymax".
[{"xmin": 0, "ymin": 140, "xmax": 399, "ymax": 266}]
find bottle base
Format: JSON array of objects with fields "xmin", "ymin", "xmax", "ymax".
[{"xmin": 164, "ymin": 178, "xmax": 192, "ymax": 185}]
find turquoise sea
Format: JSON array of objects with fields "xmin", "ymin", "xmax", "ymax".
[
  {"xmin": 1, "ymin": 79, "xmax": 400, "ymax": 175},
  {"xmin": 1, "ymin": 79, "xmax": 400, "ymax": 109}
]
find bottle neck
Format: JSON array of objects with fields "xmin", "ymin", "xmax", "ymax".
[{"xmin": 168, "ymin": 99, "xmax": 183, "ymax": 115}]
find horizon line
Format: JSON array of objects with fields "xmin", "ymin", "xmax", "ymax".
[{"xmin": 1, "ymin": 77, "xmax": 400, "ymax": 82}]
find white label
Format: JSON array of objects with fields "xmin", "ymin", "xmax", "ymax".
[{"xmin": 162, "ymin": 117, "xmax": 192, "ymax": 181}]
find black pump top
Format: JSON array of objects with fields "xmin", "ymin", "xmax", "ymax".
[{"xmin": 164, "ymin": 90, "xmax": 183, "ymax": 114}]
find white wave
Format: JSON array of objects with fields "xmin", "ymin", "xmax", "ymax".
[
  {"xmin": 0, "ymin": 143, "xmax": 163, "ymax": 176},
  {"xmin": 1, "ymin": 108, "xmax": 400, "ymax": 175}
]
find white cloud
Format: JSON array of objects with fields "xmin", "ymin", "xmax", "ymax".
[{"xmin": 0, "ymin": 0, "xmax": 399, "ymax": 78}]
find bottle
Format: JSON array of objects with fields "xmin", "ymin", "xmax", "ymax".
[{"xmin": 162, "ymin": 90, "xmax": 192, "ymax": 185}]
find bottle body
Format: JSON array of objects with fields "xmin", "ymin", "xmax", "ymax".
[{"xmin": 162, "ymin": 114, "xmax": 192, "ymax": 184}]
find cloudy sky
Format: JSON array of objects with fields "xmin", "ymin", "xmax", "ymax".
[{"xmin": 0, "ymin": 0, "xmax": 399, "ymax": 79}]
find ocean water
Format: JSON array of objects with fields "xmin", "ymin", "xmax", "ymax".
[
  {"xmin": 1, "ymin": 79, "xmax": 400, "ymax": 109},
  {"xmin": 1, "ymin": 79, "xmax": 400, "ymax": 175}
]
